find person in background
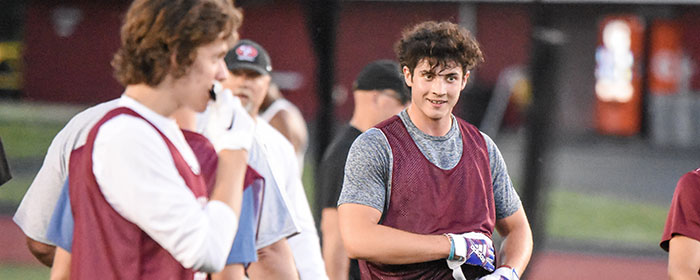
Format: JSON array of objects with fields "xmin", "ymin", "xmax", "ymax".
[
  {"xmin": 316, "ymin": 59, "xmax": 410, "ymax": 280},
  {"xmin": 220, "ymin": 39, "xmax": 327, "ymax": 280},
  {"xmin": 259, "ymin": 81, "xmax": 308, "ymax": 171}
]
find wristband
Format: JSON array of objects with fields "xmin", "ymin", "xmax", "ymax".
[{"xmin": 444, "ymin": 233, "xmax": 455, "ymax": 260}]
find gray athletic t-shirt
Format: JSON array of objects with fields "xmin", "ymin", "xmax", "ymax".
[{"xmin": 338, "ymin": 110, "xmax": 521, "ymax": 220}]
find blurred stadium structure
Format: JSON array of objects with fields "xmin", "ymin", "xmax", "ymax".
[{"xmin": 2, "ymin": 0, "xmax": 700, "ymax": 279}]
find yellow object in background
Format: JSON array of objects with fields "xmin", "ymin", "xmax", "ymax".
[{"xmin": 0, "ymin": 41, "xmax": 23, "ymax": 91}]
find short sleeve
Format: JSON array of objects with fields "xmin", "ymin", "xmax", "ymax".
[
  {"xmin": 481, "ymin": 132, "xmax": 522, "ymax": 219},
  {"xmin": 337, "ymin": 128, "xmax": 391, "ymax": 213},
  {"xmin": 660, "ymin": 170, "xmax": 700, "ymax": 251},
  {"xmin": 13, "ymin": 117, "xmax": 79, "ymax": 244}
]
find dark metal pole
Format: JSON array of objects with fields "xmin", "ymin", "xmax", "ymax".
[
  {"xmin": 304, "ymin": 0, "xmax": 339, "ymax": 219},
  {"xmin": 520, "ymin": 3, "xmax": 564, "ymax": 278},
  {"xmin": 304, "ymin": 0, "xmax": 339, "ymax": 166}
]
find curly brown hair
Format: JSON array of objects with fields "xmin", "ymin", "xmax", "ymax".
[
  {"xmin": 112, "ymin": 0, "xmax": 242, "ymax": 86},
  {"xmin": 395, "ymin": 21, "xmax": 483, "ymax": 77}
]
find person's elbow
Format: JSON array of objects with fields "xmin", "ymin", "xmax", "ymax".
[
  {"xmin": 338, "ymin": 203, "xmax": 382, "ymax": 261},
  {"xmin": 26, "ymin": 237, "xmax": 56, "ymax": 267},
  {"xmin": 343, "ymin": 242, "xmax": 363, "ymax": 260},
  {"xmin": 338, "ymin": 218, "xmax": 368, "ymax": 260}
]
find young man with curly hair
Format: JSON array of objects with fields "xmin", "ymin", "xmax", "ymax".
[
  {"xmin": 31, "ymin": 0, "xmax": 253, "ymax": 279},
  {"xmin": 337, "ymin": 21, "xmax": 533, "ymax": 280}
]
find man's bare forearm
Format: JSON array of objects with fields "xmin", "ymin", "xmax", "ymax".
[
  {"xmin": 247, "ymin": 239, "xmax": 299, "ymax": 280},
  {"xmin": 322, "ymin": 208, "xmax": 349, "ymax": 280},
  {"xmin": 211, "ymin": 264, "xmax": 245, "ymax": 280},
  {"xmin": 494, "ymin": 208, "xmax": 533, "ymax": 276},
  {"xmin": 339, "ymin": 203, "xmax": 450, "ymax": 265},
  {"xmin": 50, "ymin": 247, "xmax": 71, "ymax": 280}
]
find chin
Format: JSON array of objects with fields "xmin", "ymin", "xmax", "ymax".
[
  {"xmin": 426, "ymin": 110, "xmax": 449, "ymax": 121},
  {"xmin": 191, "ymin": 99, "xmax": 208, "ymax": 113},
  {"xmin": 193, "ymin": 105, "xmax": 207, "ymax": 113}
]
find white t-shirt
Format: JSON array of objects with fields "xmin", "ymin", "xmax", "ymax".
[
  {"xmin": 195, "ymin": 106, "xmax": 302, "ymax": 250},
  {"xmin": 253, "ymin": 118, "xmax": 328, "ymax": 280},
  {"xmin": 14, "ymin": 99, "xmax": 120, "ymax": 244},
  {"xmin": 259, "ymin": 98, "xmax": 307, "ymax": 171},
  {"xmin": 248, "ymin": 126, "xmax": 299, "ymax": 249}
]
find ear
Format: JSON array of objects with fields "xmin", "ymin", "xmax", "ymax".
[
  {"xmin": 169, "ymin": 51, "xmax": 179, "ymax": 73},
  {"xmin": 403, "ymin": 66, "xmax": 413, "ymax": 87},
  {"xmin": 460, "ymin": 70, "xmax": 470, "ymax": 90}
]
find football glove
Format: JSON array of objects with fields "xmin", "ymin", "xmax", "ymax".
[
  {"xmin": 201, "ymin": 81, "xmax": 256, "ymax": 152},
  {"xmin": 478, "ymin": 266, "xmax": 519, "ymax": 280}
]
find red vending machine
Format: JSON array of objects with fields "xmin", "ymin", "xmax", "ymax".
[
  {"xmin": 649, "ymin": 20, "xmax": 682, "ymax": 95},
  {"xmin": 648, "ymin": 19, "xmax": 690, "ymax": 147},
  {"xmin": 594, "ymin": 15, "xmax": 644, "ymax": 136}
]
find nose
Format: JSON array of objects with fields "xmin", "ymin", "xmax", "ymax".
[
  {"xmin": 214, "ymin": 60, "xmax": 227, "ymax": 81},
  {"xmin": 430, "ymin": 78, "xmax": 447, "ymax": 96}
]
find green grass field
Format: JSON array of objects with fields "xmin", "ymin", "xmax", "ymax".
[
  {"xmin": 0, "ymin": 117, "xmax": 68, "ymax": 206},
  {"xmin": 548, "ymin": 189, "xmax": 667, "ymax": 245},
  {"xmin": 0, "ymin": 264, "xmax": 50, "ymax": 279},
  {"xmin": 0, "ymin": 122, "xmax": 62, "ymax": 159}
]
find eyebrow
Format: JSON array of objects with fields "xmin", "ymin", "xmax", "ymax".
[{"xmin": 420, "ymin": 70, "xmax": 459, "ymax": 77}]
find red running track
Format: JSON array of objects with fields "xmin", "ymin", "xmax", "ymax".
[
  {"xmin": 527, "ymin": 251, "xmax": 667, "ymax": 280},
  {"xmin": 0, "ymin": 216, "xmax": 39, "ymax": 264}
]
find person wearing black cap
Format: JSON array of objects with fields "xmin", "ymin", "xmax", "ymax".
[
  {"xmin": 219, "ymin": 39, "xmax": 328, "ymax": 280},
  {"xmin": 315, "ymin": 60, "xmax": 409, "ymax": 280}
]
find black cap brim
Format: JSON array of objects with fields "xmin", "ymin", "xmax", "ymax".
[{"xmin": 227, "ymin": 62, "xmax": 269, "ymax": 76}]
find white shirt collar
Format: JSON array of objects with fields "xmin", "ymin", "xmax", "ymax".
[
  {"xmin": 117, "ymin": 94, "xmax": 200, "ymax": 174},
  {"xmin": 118, "ymin": 94, "xmax": 180, "ymax": 133}
]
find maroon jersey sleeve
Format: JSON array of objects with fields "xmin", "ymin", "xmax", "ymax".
[
  {"xmin": 182, "ymin": 130, "xmax": 219, "ymax": 195},
  {"xmin": 660, "ymin": 169, "xmax": 700, "ymax": 251}
]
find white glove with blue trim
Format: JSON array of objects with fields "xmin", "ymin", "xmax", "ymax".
[
  {"xmin": 478, "ymin": 266, "xmax": 519, "ymax": 280},
  {"xmin": 445, "ymin": 232, "xmax": 496, "ymax": 280}
]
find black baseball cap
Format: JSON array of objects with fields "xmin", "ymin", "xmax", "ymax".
[
  {"xmin": 353, "ymin": 60, "xmax": 410, "ymax": 104},
  {"xmin": 225, "ymin": 39, "xmax": 272, "ymax": 75}
]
